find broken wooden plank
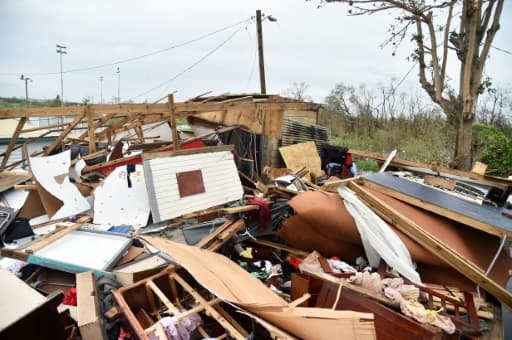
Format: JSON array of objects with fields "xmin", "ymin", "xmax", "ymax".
[
  {"xmin": 24, "ymin": 216, "xmax": 91, "ymax": 255},
  {"xmin": 44, "ymin": 113, "xmax": 86, "ymax": 155}
]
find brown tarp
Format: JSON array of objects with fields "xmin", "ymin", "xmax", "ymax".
[{"xmin": 140, "ymin": 236, "xmax": 376, "ymax": 340}]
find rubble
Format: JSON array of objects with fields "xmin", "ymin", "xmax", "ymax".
[{"xmin": 0, "ymin": 94, "xmax": 510, "ymax": 339}]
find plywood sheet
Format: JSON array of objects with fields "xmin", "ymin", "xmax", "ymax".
[
  {"xmin": 143, "ymin": 150, "xmax": 243, "ymax": 222},
  {"xmin": 93, "ymin": 165, "xmax": 150, "ymax": 228},
  {"xmin": 279, "ymin": 141, "xmax": 323, "ymax": 178},
  {"xmin": 197, "ymin": 109, "xmax": 284, "ymax": 139},
  {"xmin": 363, "ymin": 173, "xmax": 512, "ymax": 237}
]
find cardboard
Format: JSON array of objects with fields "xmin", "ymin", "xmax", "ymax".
[{"xmin": 76, "ymin": 271, "xmax": 107, "ymax": 340}]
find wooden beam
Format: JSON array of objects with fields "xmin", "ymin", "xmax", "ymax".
[
  {"xmin": 347, "ymin": 181, "xmax": 512, "ymax": 309},
  {"xmin": 24, "ymin": 216, "xmax": 91, "ymax": 254},
  {"xmin": 21, "ymin": 121, "xmax": 73, "ymax": 133},
  {"xmin": 349, "ymin": 148, "xmax": 512, "ymax": 187},
  {"xmin": 0, "ymin": 101, "xmax": 319, "ymax": 118},
  {"xmin": 77, "ymin": 112, "xmax": 116, "ymax": 140},
  {"xmin": 168, "ymin": 94, "xmax": 180, "ymax": 151},
  {"xmin": 1, "ymin": 117, "xmax": 26, "ymax": 169},
  {"xmin": 86, "ymin": 106, "xmax": 96, "ymax": 153},
  {"xmin": 44, "ymin": 113, "xmax": 86, "ymax": 155}
]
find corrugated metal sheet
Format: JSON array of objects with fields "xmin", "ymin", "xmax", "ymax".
[
  {"xmin": 143, "ymin": 150, "xmax": 243, "ymax": 222},
  {"xmin": 281, "ymin": 118, "xmax": 329, "ymax": 153}
]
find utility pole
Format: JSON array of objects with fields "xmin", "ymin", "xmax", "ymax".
[
  {"xmin": 99, "ymin": 76, "xmax": 104, "ymax": 104},
  {"xmin": 116, "ymin": 67, "xmax": 121, "ymax": 104},
  {"xmin": 256, "ymin": 10, "xmax": 266, "ymax": 95},
  {"xmin": 56, "ymin": 44, "xmax": 67, "ymax": 106},
  {"xmin": 20, "ymin": 75, "xmax": 32, "ymax": 104}
]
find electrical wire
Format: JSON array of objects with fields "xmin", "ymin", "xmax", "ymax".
[
  {"xmin": 0, "ymin": 17, "xmax": 252, "ymax": 77},
  {"xmin": 131, "ymin": 22, "xmax": 251, "ymax": 101}
]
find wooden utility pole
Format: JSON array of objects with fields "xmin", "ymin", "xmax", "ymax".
[{"xmin": 256, "ymin": 10, "xmax": 266, "ymax": 95}]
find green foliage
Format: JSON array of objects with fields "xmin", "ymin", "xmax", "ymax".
[
  {"xmin": 472, "ymin": 124, "xmax": 512, "ymax": 177},
  {"xmin": 355, "ymin": 159, "xmax": 379, "ymax": 172}
]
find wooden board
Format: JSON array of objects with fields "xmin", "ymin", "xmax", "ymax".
[
  {"xmin": 279, "ymin": 141, "xmax": 323, "ymax": 178},
  {"xmin": 0, "ymin": 170, "xmax": 32, "ymax": 193},
  {"xmin": 362, "ymin": 173, "xmax": 512, "ymax": 237}
]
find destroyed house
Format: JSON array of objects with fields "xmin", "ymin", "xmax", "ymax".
[{"xmin": 0, "ymin": 93, "xmax": 510, "ymax": 339}]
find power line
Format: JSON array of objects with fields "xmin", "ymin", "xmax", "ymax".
[
  {"xmin": 0, "ymin": 17, "xmax": 252, "ymax": 77},
  {"xmin": 131, "ymin": 22, "xmax": 251, "ymax": 101},
  {"xmin": 492, "ymin": 45, "xmax": 512, "ymax": 55}
]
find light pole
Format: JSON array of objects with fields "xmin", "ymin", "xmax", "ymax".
[
  {"xmin": 56, "ymin": 44, "xmax": 67, "ymax": 106},
  {"xmin": 116, "ymin": 67, "xmax": 120, "ymax": 104},
  {"xmin": 20, "ymin": 75, "xmax": 32, "ymax": 104},
  {"xmin": 99, "ymin": 76, "xmax": 104, "ymax": 104}
]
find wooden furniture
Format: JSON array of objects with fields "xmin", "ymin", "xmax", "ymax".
[{"xmin": 112, "ymin": 266, "xmax": 248, "ymax": 340}]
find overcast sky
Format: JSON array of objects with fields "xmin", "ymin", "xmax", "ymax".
[{"xmin": 1, "ymin": 0, "xmax": 511, "ymax": 104}]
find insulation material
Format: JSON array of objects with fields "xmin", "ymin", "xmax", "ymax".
[
  {"xmin": 140, "ymin": 236, "xmax": 376, "ymax": 340},
  {"xmin": 29, "ymin": 150, "xmax": 90, "ymax": 219},
  {"xmin": 143, "ymin": 148, "xmax": 243, "ymax": 222},
  {"xmin": 93, "ymin": 165, "xmax": 150, "ymax": 228},
  {"xmin": 339, "ymin": 187, "xmax": 421, "ymax": 284}
]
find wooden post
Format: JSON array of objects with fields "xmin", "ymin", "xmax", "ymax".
[
  {"xmin": 86, "ymin": 106, "xmax": 96, "ymax": 153},
  {"xmin": 167, "ymin": 94, "xmax": 180, "ymax": 150},
  {"xmin": 1, "ymin": 117, "xmax": 26, "ymax": 169},
  {"xmin": 256, "ymin": 10, "xmax": 267, "ymax": 94}
]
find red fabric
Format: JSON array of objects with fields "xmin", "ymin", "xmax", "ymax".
[
  {"xmin": 246, "ymin": 198, "xmax": 272, "ymax": 230},
  {"xmin": 288, "ymin": 257, "xmax": 302, "ymax": 269},
  {"xmin": 62, "ymin": 287, "xmax": 77, "ymax": 306}
]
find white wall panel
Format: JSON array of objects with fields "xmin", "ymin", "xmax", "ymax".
[{"xmin": 144, "ymin": 150, "xmax": 243, "ymax": 222}]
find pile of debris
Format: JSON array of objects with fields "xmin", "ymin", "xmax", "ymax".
[{"xmin": 0, "ymin": 94, "xmax": 510, "ymax": 339}]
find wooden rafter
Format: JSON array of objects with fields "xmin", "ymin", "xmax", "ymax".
[
  {"xmin": 44, "ymin": 113, "xmax": 86, "ymax": 156},
  {"xmin": 1, "ymin": 118, "xmax": 27, "ymax": 169}
]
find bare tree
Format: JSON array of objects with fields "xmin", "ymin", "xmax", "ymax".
[
  {"xmin": 319, "ymin": 0, "xmax": 504, "ymax": 169},
  {"xmin": 283, "ymin": 81, "xmax": 313, "ymax": 101}
]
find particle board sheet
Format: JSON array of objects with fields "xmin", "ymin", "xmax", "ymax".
[
  {"xmin": 363, "ymin": 172, "xmax": 512, "ymax": 237},
  {"xmin": 143, "ymin": 149, "xmax": 243, "ymax": 222},
  {"xmin": 279, "ymin": 141, "xmax": 323, "ymax": 178}
]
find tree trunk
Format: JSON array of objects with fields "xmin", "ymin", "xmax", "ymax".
[{"xmin": 453, "ymin": 116, "xmax": 474, "ymax": 170}]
